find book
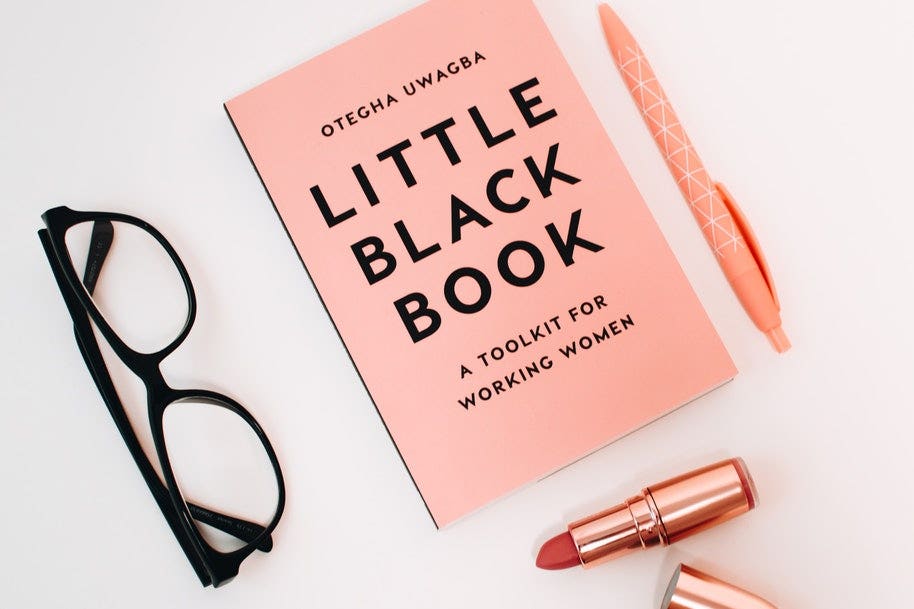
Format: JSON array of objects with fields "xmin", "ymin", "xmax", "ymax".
[{"xmin": 225, "ymin": 0, "xmax": 736, "ymax": 527}]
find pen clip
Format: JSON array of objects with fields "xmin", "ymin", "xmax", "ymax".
[{"xmin": 714, "ymin": 182, "xmax": 780, "ymax": 309}]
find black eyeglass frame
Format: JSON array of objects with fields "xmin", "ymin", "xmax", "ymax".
[{"xmin": 38, "ymin": 205, "xmax": 285, "ymax": 587}]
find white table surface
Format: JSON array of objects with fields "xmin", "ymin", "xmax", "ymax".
[{"xmin": 3, "ymin": 0, "xmax": 913, "ymax": 606}]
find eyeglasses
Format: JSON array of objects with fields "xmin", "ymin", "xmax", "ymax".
[{"xmin": 38, "ymin": 206, "xmax": 285, "ymax": 587}]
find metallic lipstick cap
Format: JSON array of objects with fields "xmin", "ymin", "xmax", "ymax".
[
  {"xmin": 662, "ymin": 564, "xmax": 778, "ymax": 609},
  {"xmin": 646, "ymin": 457, "xmax": 758, "ymax": 544}
]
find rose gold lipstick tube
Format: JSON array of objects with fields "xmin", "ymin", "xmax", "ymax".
[
  {"xmin": 568, "ymin": 458, "xmax": 757, "ymax": 568},
  {"xmin": 663, "ymin": 564, "xmax": 778, "ymax": 609}
]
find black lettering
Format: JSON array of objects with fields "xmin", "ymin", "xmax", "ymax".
[
  {"xmin": 421, "ymin": 118, "xmax": 461, "ymax": 165},
  {"xmin": 546, "ymin": 209, "xmax": 605, "ymax": 266},
  {"xmin": 444, "ymin": 267, "xmax": 491, "ymax": 314},
  {"xmin": 468, "ymin": 105, "xmax": 516, "ymax": 148},
  {"xmin": 509, "ymin": 77, "xmax": 557, "ymax": 128},
  {"xmin": 593, "ymin": 327, "xmax": 611, "ymax": 343},
  {"xmin": 351, "ymin": 236, "xmax": 396, "ymax": 284},
  {"xmin": 352, "ymin": 164, "xmax": 379, "ymax": 206},
  {"xmin": 394, "ymin": 220, "xmax": 441, "ymax": 263},
  {"xmin": 451, "ymin": 195, "xmax": 492, "ymax": 243},
  {"xmin": 486, "ymin": 168, "xmax": 530, "ymax": 213},
  {"xmin": 393, "ymin": 292, "xmax": 441, "ymax": 343},
  {"xmin": 311, "ymin": 184, "xmax": 356, "ymax": 228},
  {"xmin": 559, "ymin": 342, "xmax": 577, "ymax": 358},
  {"xmin": 524, "ymin": 143, "xmax": 581, "ymax": 197},
  {"xmin": 497, "ymin": 240, "xmax": 545, "ymax": 287},
  {"xmin": 377, "ymin": 139, "xmax": 417, "ymax": 187}
]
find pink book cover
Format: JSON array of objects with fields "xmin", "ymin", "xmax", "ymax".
[{"xmin": 225, "ymin": 0, "xmax": 736, "ymax": 527}]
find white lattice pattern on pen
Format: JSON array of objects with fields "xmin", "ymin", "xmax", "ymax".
[{"xmin": 617, "ymin": 45, "xmax": 745, "ymax": 257}]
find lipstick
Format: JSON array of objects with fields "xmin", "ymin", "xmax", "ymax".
[{"xmin": 536, "ymin": 458, "xmax": 757, "ymax": 570}]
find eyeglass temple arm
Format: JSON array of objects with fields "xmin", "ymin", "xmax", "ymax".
[
  {"xmin": 43, "ymin": 223, "xmax": 273, "ymax": 554},
  {"xmin": 39, "ymin": 228, "xmax": 210, "ymax": 584},
  {"xmin": 186, "ymin": 504, "xmax": 273, "ymax": 551}
]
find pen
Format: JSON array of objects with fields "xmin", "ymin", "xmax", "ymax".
[{"xmin": 598, "ymin": 4, "xmax": 790, "ymax": 353}]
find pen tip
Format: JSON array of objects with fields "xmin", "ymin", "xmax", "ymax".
[
  {"xmin": 597, "ymin": 3, "xmax": 628, "ymax": 48},
  {"xmin": 766, "ymin": 326, "xmax": 791, "ymax": 353},
  {"xmin": 597, "ymin": 3, "xmax": 616, "ymax": 23}
]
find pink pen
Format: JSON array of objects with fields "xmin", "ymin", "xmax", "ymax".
[{"xmin": 598, "ymin": 4, "xmax": 790, "ymax": 353}]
